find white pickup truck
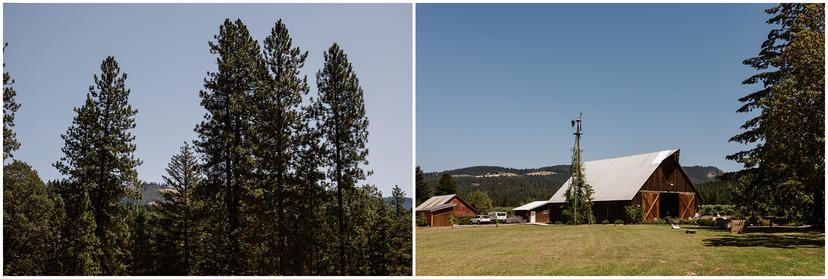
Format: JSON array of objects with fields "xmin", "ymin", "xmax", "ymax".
[{"xmin": 488, "ymin": 212, "xmax": 508, "ymax": 223}]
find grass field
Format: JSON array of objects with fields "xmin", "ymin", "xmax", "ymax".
[{"xmin": 416, "ymin": 224, "xmax": 824, "ymax": 276}]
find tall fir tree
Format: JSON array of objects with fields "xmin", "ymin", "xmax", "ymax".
[
  {"xmin": 3, "ymin": 43, "xmax": 21, "ymax": 161},
  {"xmin": 415, "ymin": 166, "xmax": 432, "ymax": 204},
  {"xmin": 194, "ymin": 18, "xmax": 264, "ymax": 275},
  {"xmin": 3, "ymin": 161, "xmax": 57, "ymax": 275},
  {"xmin": 158, "ymin": 142, "xmax": 202, "ymax": 275},
  {"xmin": 313, "ymin": 43, "xmax": 370, "ymax": 275},
  {"xmin": 728, "ymin": 4, "xmax": 824, "ymax": 226},
  {"xmin": 53, "ymin": 56, "xmax": 141, "ymax": 274}
]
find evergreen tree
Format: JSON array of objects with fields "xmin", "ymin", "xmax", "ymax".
[
  {"xmin": 53, "ymin": 56, "xmax": 140, "ymax": 274},
  {"xmin": 415, "ymin": 166, "xmax": 432, "ymax": 204},
  {"xmin": 434, "ymin": 173, "xmax": 457, "ymax": 195},
  {"xmin": 3, "ymin": 161, "xmax": 56, "ymax": 275},
  {"xmin": 128, "ymin": 207, "xmax": 159, "ymax": 275},
  {"xmin": 194, "ymin": 18, "xmax": 264, "ymax": 274},
  {"xmin": 250, "ymin": 19, "xmax": 312, "ymax": 275},
  {"xmin": 49, "ymin": 180, "xmax": 101, "ymax": 275},
  {"xmin": 313, "ymin": 43, "xmax": 370, "ymax": 275},
  {"xmin": 387, "ymin": 185, "xmax": 412, "ymax": 275},
  {"xmin": 728, "ymin": 4, "xmax": 824, "ymax": 226},
  {"xmin": 158, "ymin": 142, "xmax": 201, "ymax": 275},
  {"xmin": 3, "ymin": 43, "xmax": 20, "ymax": 161}
]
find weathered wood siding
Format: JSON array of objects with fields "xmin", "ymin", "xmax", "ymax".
[{"xmin": 447, "ymin": 196, "xmax": 477, "ymax": 217}]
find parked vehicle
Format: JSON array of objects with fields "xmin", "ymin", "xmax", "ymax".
[
  {"xmin": 470, "ymin": 215, "xmax": 492, "ymax": 224},
  {"xmin": 488, "ymin": 212, "xmax": 507, "ymax": 223}
]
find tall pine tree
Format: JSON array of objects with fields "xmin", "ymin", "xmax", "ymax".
[
  {"xmin": 313, "ymin": 43, "xmax": 370, "ymax": 275},
  {"xmin": 728, "ymin": 4, "xmax": 824, "ymax": 226},
  {"xmin": 54, "ymin": 56, "xmax": 140, "ymax": 274},
  {"xmin": 251, "ymin": 19, "xmax": 312, "ymax": 275},
  {"xmin": 194, "ymin": 18, "xmax": 264, "ymax": 275}
]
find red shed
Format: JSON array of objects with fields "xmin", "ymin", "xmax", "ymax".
[{"xmin": 415, "ymin": 194, "xmax": 477, "ymax": 226}]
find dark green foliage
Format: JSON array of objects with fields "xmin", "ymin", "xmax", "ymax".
[
  {"xmin": 50, "ymin": 180, "xmax": 101, "ymax": 275},
  {"xmin": 415, "ymin": 166, "xmax": 431, "ymax": 205},
  {"xmin": 728, "ymin": 4, "xmax": 824, "ymax": 227},
  {"xmin": 424, "ymin": 168, "xmax": 570, "ymax": 207},
  {"xmin": 314, "ymin": 42, "xmax": 370, "ymax": 274},
  {"xmin": 624, "ymin": 205, "xmax": 644, "ymax": 224},
  {"xmin": 3, "ymin": 43, "xmax": 20, "ymax": 161},
  {"xmin": 157, "ymin": 143, "xmax": 201, "ymax": 275},
  {"xmin": 601, "ymin": 219, "xmax": 610, "ymax": 225},
  {"xmin": 3, "ymin": 161, "xmax": 56, "ymax": 275},
  {"xmin": 465, "ymin": 190, "xmax": 493, "ymax": 213},
  {"xmin": 695, "ymin": 179, "xmax": 735, "ymax": 205},
  {"xmin": 434, "ymin": 173, "xmax": 457, "ymax": 195},
  {"xmin": 53, "ymin": 56, "xmax": 140, "ymax": 275},
  {"xmin": 614, "ymin": 219, "xmax": 624, "ymax": 225},
  {"xmin": 700, "ymin": 204, "xmax": 736, "ymax": 216},
  {"xmin": 194, "ymin": 18, "xmax": 263, "ymax": 274}
]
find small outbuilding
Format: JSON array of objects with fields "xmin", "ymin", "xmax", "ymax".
[
  {"xmin": 512, "ymin": 201, "xmax": 553, "ymax": 224},
  {"xmin": 515, "ymin": 149, "xmax": 702, "ymax": 223},
  {"xmin": 415, "ymin": 194, "xmax": 477, "ymax": 226}
]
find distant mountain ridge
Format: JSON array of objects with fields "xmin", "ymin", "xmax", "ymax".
[{"xmin": 133, "ymin": 182, "xmax": 412, "ymax": 210}]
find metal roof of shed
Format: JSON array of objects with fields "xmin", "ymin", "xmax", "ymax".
[
  {"xmin": 549, "ymin": 149, "xmax": 679, "ymax": 203},
  {"xmin": 415, "ymin": 194, "xmax": 457, "ymax": 211},
  {"xmin": 512, "ymin": 201, "xmax": 550, "ymax": 211}
]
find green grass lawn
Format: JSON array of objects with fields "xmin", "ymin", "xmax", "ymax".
[{"xmin": 416, "ymin": 224, "xmax": 824, "ymax": 276}]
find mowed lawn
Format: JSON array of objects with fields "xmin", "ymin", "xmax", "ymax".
[{"xmin": 416, "ymin": 224, "xmax": 824, "ymax": 276}]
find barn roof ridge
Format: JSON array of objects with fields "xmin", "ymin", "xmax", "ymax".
[{"xmin": 548, "ymin": 149, "xmax": 680, "ymax": 203}]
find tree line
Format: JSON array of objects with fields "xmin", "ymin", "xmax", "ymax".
[{"xmin": 3, "ymin": 18, "xmax": 411, "ymax": 275}]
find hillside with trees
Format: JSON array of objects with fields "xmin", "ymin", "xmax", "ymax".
[{"xmin": 421, "ymin": 165, "xmax": 725, "ymax": 207}]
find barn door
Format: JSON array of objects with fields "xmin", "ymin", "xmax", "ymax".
[
  {"xmin": 679, "ymin": 193, "xmax": 696, "ymax": 219},
  {"xmin": 642, "ymin": 192, "xmax": 660, "ymax": 221}
]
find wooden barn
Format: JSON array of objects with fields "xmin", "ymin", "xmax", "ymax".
[
  {"xmin": 415, "ymin": 194, "xmax": 477, "ymax": 226},
  {"xmin": 515, "ymin": 149, "xmax": 702, "ymax": 223}
]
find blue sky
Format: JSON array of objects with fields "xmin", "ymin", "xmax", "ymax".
[
  {"xmin": 4, "ymin": 4, "xmax": 412, "ymax": 196},
  {"xmin": 417, "ymin": 4, "xmax": 771, "ymax": 173}
]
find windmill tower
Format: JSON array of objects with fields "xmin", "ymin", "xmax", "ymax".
[{"xmin": 566, "ymin": 112, "xmax": 594, "ymax": 224}]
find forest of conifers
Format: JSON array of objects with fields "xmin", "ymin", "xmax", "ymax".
[{"xmin": 3, "ymin": 18, "xmax": 412, "ymax": 276}]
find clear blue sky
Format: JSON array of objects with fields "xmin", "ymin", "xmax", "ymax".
[
  {"xmin": 4, "ymin": 4, "xmax": 412, "ymax": 196},
  {"xmin": 417, "ymin": 4, "xmax": 771, "ymax": 173}
]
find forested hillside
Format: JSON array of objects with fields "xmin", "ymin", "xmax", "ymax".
[{"xmin": 422, "ymin": 165, "xmax": 725, "ymax": 207}]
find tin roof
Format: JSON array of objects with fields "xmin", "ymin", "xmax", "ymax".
[
  {"xmin": 512, "ymin": 201, "xmax": 550, "ymax": 211},
  {"xmin": 415, "ymin": 194, "xmax": 457, "ymax": 211},
  {"xmin": 549, "ymin": 149, "xmax": 679, "ymax": 203}
]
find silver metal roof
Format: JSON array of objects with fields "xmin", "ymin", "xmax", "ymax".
[
  {"xmin": 549, "ymin": 149, "xmax": 679, "ymax": 203},
  {"xmin": 512, "ymin": 201, "xmax": 550, "ymax": 211},
  {"xmin": 415, "ymin": 194, "xmax": 457, "ymax": 211}
]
